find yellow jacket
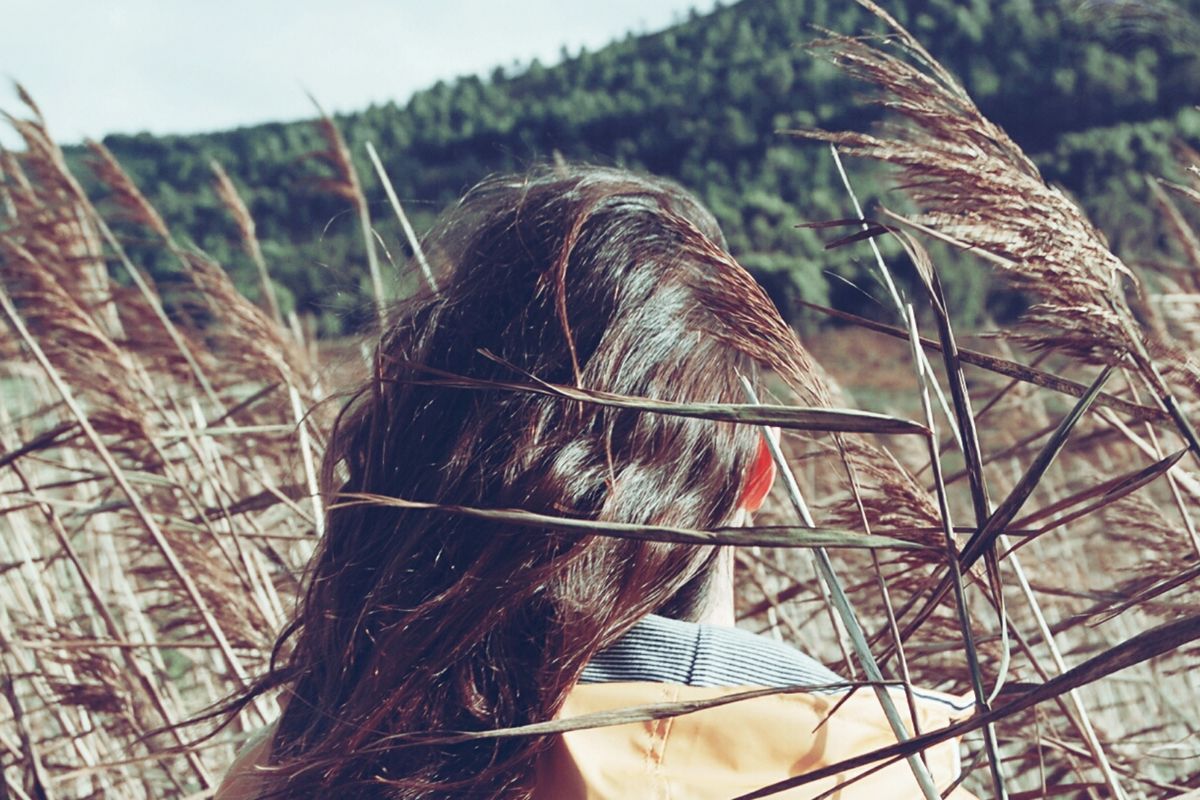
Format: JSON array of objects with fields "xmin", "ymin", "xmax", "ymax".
[
  {"xmin": 219, "ymin": 682, "xmax": 975, "ymax": 799},
  {"xmin": 535, "ymin": 681, "xmax": 976, "ymax": 799},
  {"xmin": 218, "ymin": 615, "xmax": 977, "ymax": 798}
]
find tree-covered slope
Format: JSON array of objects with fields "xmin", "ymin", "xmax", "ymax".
[{"xmin": 80, "ymin": 0, "xmax": 1200, "ymax": 333}]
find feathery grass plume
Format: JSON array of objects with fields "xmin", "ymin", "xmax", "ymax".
[
  {"xmin": 85, "ymin": 140, "xmax": 173, "ymax": 244},
  {"xmin": 177, "ymin": 249, "xmax": 315, "ymax": 394},
  {"xmin": 0, "ymin": 146, "xmax": 31, "ymax": 221},
  {"xmin": 1148, "ymin": 164, "xmax": 1200, "ymax": 352},
  {"xmin": 307, "ymin": 96, "xmax": 386, "ymax": 324},
  {"xmin": 2, "ymin": 113, "xmax": 196, "ymax": 438},
  {"xmin": 4, "ymin": 88, "xmax": 91, "ymax": 206},
  {"xmin": 82, "ymin": 142, "xmax": 232, "ymax": 399},
  {"xmin": 792, "ymin": 2, "xmax": 1200, "ymax": 406},
  {"xmin": 0, "ymin": 239, "xmax": 147, "ymax": 444},
  {"xmin": 5, "ymin": 95, "xmax": 223, "ymax": 396},
  {"xmin": 1100, "ymin": 493, "xmax": 1199, "ymax": 628},
  {"xmin": 810, "ymin": 435, "xmax": 975, "ymax": 679},
  {"xmin": 1107, "ymin": 489, "xmax": 1194, "ymax": 570},
  {"xmin": 39, "ymin": 632, "xmax": 137, "ymax": 721},
  {"xmin": 2, "ymin": 94, "xmax": 122, "ymax": 340},
  {"xmin": 83, "ymin": 134, "xmax": 322, "ymax": 408},
  {"xmin": 210, "ymin": 159, "xmax": 284, "ymax": 326}
]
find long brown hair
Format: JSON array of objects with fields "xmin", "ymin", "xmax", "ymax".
[{"xmin": 238, "ymin": 165, "xmax": 814, "ymax": 798}]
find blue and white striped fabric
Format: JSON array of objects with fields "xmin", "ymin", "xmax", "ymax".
[
  {"xmin": 580, "ymin": 613, "xmax": 974, "ymax": 715},
  {"xmin": 580, "ymin": 614, "xmax": 842, "ymax": 689}
]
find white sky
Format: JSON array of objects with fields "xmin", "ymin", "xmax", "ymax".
[{"xmin": 1, "ymin": 1, "xmax": 720, "ymax": 148}]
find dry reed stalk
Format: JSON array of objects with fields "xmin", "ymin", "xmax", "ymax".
[
  {"xmin": 364, "ymin": 141, "xmax": 438, "ymax": 294},
  {"xmin": 741, "ymin": 382, "xmax": 946, "ymax": 800}
]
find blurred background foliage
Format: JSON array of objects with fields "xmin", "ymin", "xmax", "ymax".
[{"xmin": 70, "ymin": 0, "xmax": 1200, "ymax": 335}]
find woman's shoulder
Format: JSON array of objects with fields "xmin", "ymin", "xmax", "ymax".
[
  {"xmin": 547, "ymin": 614, "xmax": 978, "ymax": 799},
  {"xmin": 214, "ymin": 722, "xmax": 277, "ymax": 800},
  {"xmin": 544, "ymin": 679, "xmax": 977, "ymax": 800}
]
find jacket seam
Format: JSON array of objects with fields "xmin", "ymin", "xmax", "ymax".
[{"xmin": 685, "ymin": 624, "xmax": 704, "ymax": 686}]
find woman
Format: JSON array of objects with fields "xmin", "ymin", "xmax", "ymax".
[{"xmin": 217, "ymin": 165, "xmax": 972, "ymax": 798}]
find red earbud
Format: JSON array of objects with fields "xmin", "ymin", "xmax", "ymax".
[{"xmin": 738, "ymin": 434, "xmax": 777, "ymax": 513}]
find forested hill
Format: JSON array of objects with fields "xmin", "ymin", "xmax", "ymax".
[{"xmin": 82, "ymin": 0, "xmax": 1200, "ymax": 333}]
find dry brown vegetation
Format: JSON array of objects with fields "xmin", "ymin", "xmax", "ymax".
[{"xmin": 1, "ymin": 5, "xmax": 1199, "ymax": 798}]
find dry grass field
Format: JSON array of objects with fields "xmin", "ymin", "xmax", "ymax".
[{"xmin": 1, "ymin": 5, "xmax": 1199, "ymax": 798}]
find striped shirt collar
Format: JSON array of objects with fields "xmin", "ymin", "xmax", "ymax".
[
  {"xmin": 580, "ymin": 613, "xmax": 842, "ymax": 689},
  {"xmin": 580, "ymin": 613, "xmax": 974, "ymax": 714}
]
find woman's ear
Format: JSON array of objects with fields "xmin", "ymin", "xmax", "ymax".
[{"xmin": 738, "ymin": 434, "xmax": 777, "ymax": 514}]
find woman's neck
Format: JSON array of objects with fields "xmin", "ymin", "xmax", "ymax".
[{"xmin": 696, "ymin": 546, "xmax": 736, "ymax": 627}]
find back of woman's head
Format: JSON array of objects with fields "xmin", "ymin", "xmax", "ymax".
[{"xmin": 262, "ymin": 165, "xmax": 815, "ymax": 798}]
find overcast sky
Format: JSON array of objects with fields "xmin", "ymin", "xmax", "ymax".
[{"xmin": 1, "ymin": 1, "xmax": 720, "ymax": 148}]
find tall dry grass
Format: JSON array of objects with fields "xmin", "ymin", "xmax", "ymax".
[
  {"xmin": 0, "ymin": 88, "xmax": 331, "ymax": 798},
  {"xmin": 0, "ymin": 4, "xmax": 1198, "ymax": 797}
]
